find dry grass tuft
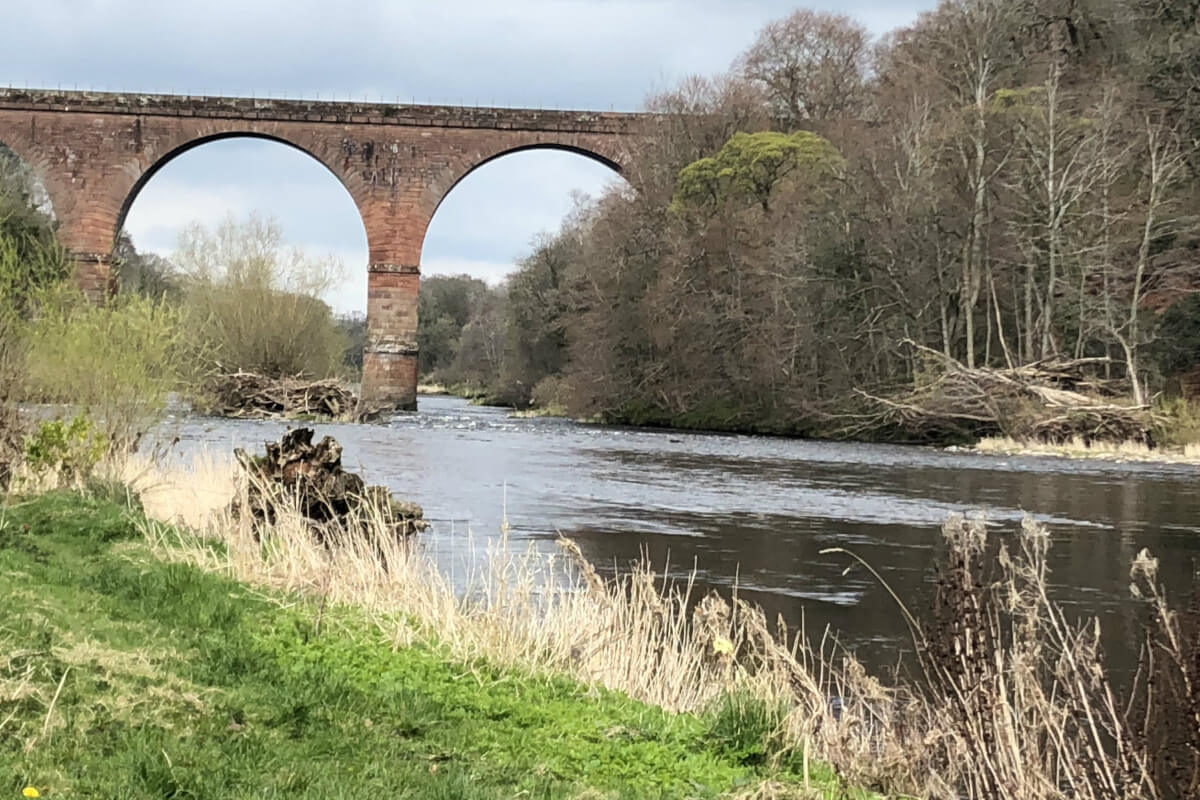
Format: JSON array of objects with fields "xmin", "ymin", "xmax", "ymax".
[
  {"xmin": 1130, "ymin": 549, "xmax": 1200, "ymax": 798},
  {"xmin": 133, "ymin": 456, "xmax": 727, "ymax": 711},
  {"xmin": 727, "ymin": 780, "xmax": 827, "ymax": 800},
  {"xmin": 907, "ymin": 516, "xmax": 1158, "ymax": 799},
  {"xmin": 975, "ymin": 435, "xmax": 1200, "ymax": 462}
]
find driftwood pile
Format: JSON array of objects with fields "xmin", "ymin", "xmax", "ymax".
[
  {"xmin": 231, "ymin": 428, "xmax": 427, "ymax": 546},
  {"xmin": 203, "ymin": 370, "xmax": 382, "ymax": 422},
  {"xmin": 854, "ymin": 342, "xmax": 1158, "ymax": 445}
]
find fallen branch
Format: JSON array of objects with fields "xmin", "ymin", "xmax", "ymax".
[{"xmin": 849, "ymin": 342, "xmax": 1160, "ymax": 446}]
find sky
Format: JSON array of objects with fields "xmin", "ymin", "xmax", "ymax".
[{"xmin": 1, "ymin": 0, "xmax": 933, "ymax": 314}]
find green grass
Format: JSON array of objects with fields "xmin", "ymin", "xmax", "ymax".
[{"xmin": 0, "ymin": 492, "xmax": 853, "ymax": 799}]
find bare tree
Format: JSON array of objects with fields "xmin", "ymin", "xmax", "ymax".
[
  {"xmin": 1001, "ymin": 65, "xmax": 1109, "ymax": 361},
  {"xmin": 737, "ymin": 9, "xmax": 871, "ymax": 127},
  {"xmin": 879, "ymin": 0, "xmax": 1022, "ymax": 367},
  {"xmin": 1106, "ymin": 119, "xmax": 1187, "ymax": 404},
  {"xmin": 943, "ymin": 0, "xmax": 1021, "ymax": 368}
]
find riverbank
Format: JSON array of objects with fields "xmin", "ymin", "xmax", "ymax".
[
  {"xmin": 6, "ymin": 441, "xmax": 1191, "ymax": 799},
  {"xmin": 1, "ymin": 489, "xmax": 853, "ymax": 799},
  {"xmin": 464, "ymin": 396, "xmax": 1200, "ymax": 466},
  {"xmin": 968, "ymin": 435, "xmax": 1200, "ymax": 464},
  {"xmin": 417, "ymin": 382, "xmax": 491, "ymax": 402}
]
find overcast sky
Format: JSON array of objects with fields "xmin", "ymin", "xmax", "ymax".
[{"xmin": 2, "ymin": 0, "xmax": 933, "ymax": 314}]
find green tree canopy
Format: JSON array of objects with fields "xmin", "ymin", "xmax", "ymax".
[
  {"xmin": 417, "ymin": 274, "xmax": 491, "ymax": 375},
  {"xmin": 673, "ymin": 130, "xmax": 843, "ymax": 213}
]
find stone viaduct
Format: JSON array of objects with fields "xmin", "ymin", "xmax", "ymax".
[{"xmin": 0, "ymin": 88, "xmax": 652, "ymax": 410}]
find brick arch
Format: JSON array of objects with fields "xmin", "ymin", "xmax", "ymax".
[
  {"xmin": 114, "ymin": 130, "xmax": 369, "ymax": 242},
  {"xmin": 434, "ymin": 143, "xmax": 624, "ymax": 214},
  {"xmin": 0, "ymin": 129, "xmax": 61, "ymax": 222},
  {"xmin": 412, "ymin": 140, "xmax": 629, "ymax": 268}
]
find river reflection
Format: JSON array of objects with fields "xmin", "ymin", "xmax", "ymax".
[{"xmin": 160, "ymin": 395, "xmax": 1199, "ymax": 680}]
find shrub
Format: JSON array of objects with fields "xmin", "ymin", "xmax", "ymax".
[
  {"xmin": 0, "ymin": 308, "xmax": 28, "ymax": 490},
  {"xmin": 335, "ymin": 312, "xmax": 367, "ymax": 379},
  {"xmin": 22, "ymin": 290, "xmax": 188, "ymax": 448},
  {"xmin": 174, "ymin": 214, "xmax": 348, "ymax": 379},
  {"xmin": 23, "ymin": 414, "xmax": 108, "ymax": 481},
  {"xmin": 0, "ymin": 213, "xmax": 66, "ymax": 489},
  {"xmin": 529, "ymin": 375, "xmax": 571, "ymax": 413},
  {"xmin": 0, "ymin": 199, "xmax": 68, "ymax": 317},
  {"xmin": 1154, "ymin": 396, "xmax": 1200, "ymax": 448}
]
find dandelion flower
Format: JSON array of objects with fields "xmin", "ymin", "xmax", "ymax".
[
  {"xmin": 712, "ymin": 636, "xmax": 735, "ymax": 656},
  {"xmin": 23, "ymin": 788, "xmax": 40, "ymax": 799}
]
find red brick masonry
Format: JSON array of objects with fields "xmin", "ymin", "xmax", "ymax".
[{"xmin": 0, "ymin": 89, "xmax": 653, "ymax": 409}]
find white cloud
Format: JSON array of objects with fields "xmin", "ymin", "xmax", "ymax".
[
  {"xmin": 123, "ymin": 181, "xmax": 252, "ymax": 252},
  {"xmin": 316, "ymin": 246, "xmax": 370, "ymax": 316},
  {"xmin": 425, "ymin": 149, "xmax": 621, "ymax": 265},
  {"xmin": 422, "ymin": 257, "xmax": 519, "ymax": 286}
]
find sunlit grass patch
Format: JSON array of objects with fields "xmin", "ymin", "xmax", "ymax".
[{"xmin": 0, "ymin": 491, "xmax": 856, "ymax": 799}]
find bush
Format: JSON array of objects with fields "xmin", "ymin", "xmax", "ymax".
[
  {"xmin": 0, "ymin": 306, "xmax": 29, "ymax": 486},
  {"xmin": 529, "ymin": 375, "xmax": 571, "ymax": 413},
  {"xmin": 188, "ymin": 283, "xmax": 347, "ymax": 378},
  {"xmin": 0, "ymin": 195, "xmax": 68, "ymax": 317},
  {"xmin": 0, "ymin": 400, "xmax": 24, "ymax": 492},
  {"xmin": 335, "ymin": 312, "xmax": 367, "ymax": 379},
  {"xmin": 0, "ymin": 212, "xmax": 66, "ymax": 489},
  {"xmin": 21, "ymin": 290, "xmax": 188, "ymax": 448},
  {"xmin": 23, "ymin": 414, "xmax": 108, "ymax": 481},
  {"xmin": 1154, "ymin": 396, "xmax": 1200, "ymax": 447},
  {"xmin": 174, "ymin": 214, "xmax": 348, "ymax": 379}
]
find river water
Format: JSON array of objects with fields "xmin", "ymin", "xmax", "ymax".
[{"xmin": 163, "ymin": 394, "xmax": 1199, "ymax": 680}]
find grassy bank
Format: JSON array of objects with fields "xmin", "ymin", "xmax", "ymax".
[
  {"xmin": 6, "ymin": 449, "xmax": 1190, "ymax": 799},
  {"xmin": 0, "ymin": 490, "xmax": 850, "ymax": 799}
]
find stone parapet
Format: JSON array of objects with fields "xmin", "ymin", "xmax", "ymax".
[{"xmin": 0, "ymin": 88, "xmax": 655, "ymax": 136}]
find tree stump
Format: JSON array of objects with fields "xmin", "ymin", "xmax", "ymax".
[{"xmin": 231, "ymin": 428, "xmax": 427, "ymax": 546}]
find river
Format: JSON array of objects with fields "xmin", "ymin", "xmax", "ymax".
[{"xmin": 163, "ymin": 394, "xmax": 1200, "ymax": 681}]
